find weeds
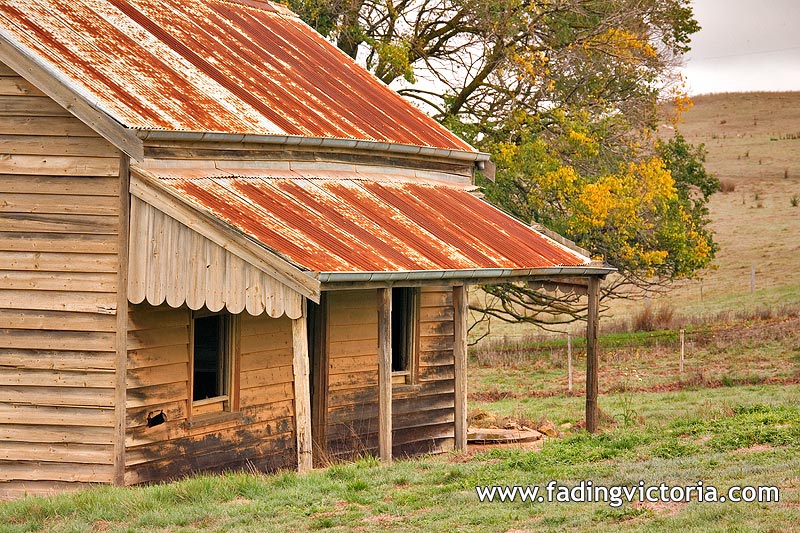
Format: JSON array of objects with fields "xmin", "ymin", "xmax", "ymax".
[
  {"xmin": 791, "ymin": 194, "xmax": 798, "ymax": 207},
  {"xmin": 631, "ymin": 304, "xmax": 675, "ymax": 332}
]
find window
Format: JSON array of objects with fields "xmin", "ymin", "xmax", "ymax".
[
  {"xmin": 391, "ymin": 287, "xmax": 419, "ymax": 385},
  {"xmin": 191, "ymin": 312, "xmax": 237, "ymax": 416}
]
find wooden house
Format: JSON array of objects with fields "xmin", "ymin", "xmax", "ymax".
[{"xmin": 0, "ymin": 0, "xmax": 611, "ymax": 499}]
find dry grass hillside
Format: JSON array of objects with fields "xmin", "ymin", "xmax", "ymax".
[{"xmin": 604, "ymin": 92, "xmax": 800, "ymax": 327}]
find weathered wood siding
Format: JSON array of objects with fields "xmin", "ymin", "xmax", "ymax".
[
  {"xmin": 324, "ymin": 287, "xmax": 455, "ymax": 459},
  {"xmin": 0, "ymin": 61, "xmax": 122, "ymax": 499},
  {"xmin": 128, "ymin": 197, "xmax": 303, "ymax": 318},
  {"xmin": 125, "ymin": 304, "xmax": 296, "ymax": 485}
]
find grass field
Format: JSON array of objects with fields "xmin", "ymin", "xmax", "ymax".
[
  {"xmin": 2, "ymin": 313, "xmax": 798, "ymax": 532},
  {"xmin": 1, "ymin": 386, "xmax": 797, "ymax": 532}
]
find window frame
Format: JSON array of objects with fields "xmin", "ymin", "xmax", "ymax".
[
  {"xmin": 188, "ymin": 310, "xmax": 240, "ymax": 421},
  {"xmin": 391, "ymin": 287, "xmax": 420, "ymax": 387}
]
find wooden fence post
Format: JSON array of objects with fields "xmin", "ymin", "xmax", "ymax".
[
  {"xmin": 586, "ymin": 277, "xmax": 600, "ymax": 433},
  {"xmin": 567, "ymin": 332, "xmax": 573, "ymax": 393},
  {"xmin": 679, "ymin": 329, "xmax": 685, "ymax": 373}
]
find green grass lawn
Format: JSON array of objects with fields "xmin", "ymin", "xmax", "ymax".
[
  {"xmin": 2, "ymin": 315, "xmax": 799, "ymax": 532},
  {"xmin": 1, "ymin": 384, "xmax": 798, "ymax": 532}
]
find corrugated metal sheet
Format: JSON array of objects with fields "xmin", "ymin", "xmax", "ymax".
[
  {"xmin": 0, "ymin": 0, "xmax": 473, "ymax": 152},
  {"xmin": 148, "ymin": 169, "xmax": 590, "ymax": 273}
]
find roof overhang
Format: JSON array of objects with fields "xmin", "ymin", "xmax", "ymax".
[{"xmin": 132, "ymin": 164, "xmax": 617, "ymax": 301}]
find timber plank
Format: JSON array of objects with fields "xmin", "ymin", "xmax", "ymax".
[
  {"xmin": 0, "ymin": 441, "xmax": 112, "ymax": 464},
  {"xmin": 419, "ymin": 334, "xmax": 454, "ymax": 352},
  {"xmin": 239, "ymin": 348, "xmax": 292, "ymax": 372},
  {"xmin": 0, "ymin": 349, "xmax": 115, "ymax": 371},
  {"xmin": 126, "ymin": 409, "xmax": 294, "ymax": 450},
  {"xmin": 0, "ymin": 116, "xmax": 99, "ymax": 137},
  {"xmin": 0, "ymin": 367, "xmax": 115, "ymax": 388},
  {"xmin": 0, "ymin": 62, "xmax": 18, "ymax": 76},
  {"xmin": 0, "ymin": 135, "xmax": 117, "ymax": 157},
  {"xmin": 0, "ymin": 386, "xmax": 114, "ymax": 408},
  {"xmin": 327, "ymin": 306, "xmax": 377, "ymax": 326},
  {"xmin": 127, "ymin": 362, "xmax": 188, "ymax": 389},
  {"xmin": 239, "ymin": 330, "xmax": 292, "ymax": 355},
  {"xmin": 0, "ymin": 251, "xmax": 117, "ymax": 272},
  {"xmin": 329, "ymin": 371, "xmax": 377, "ymax": 391},
  {"xmin": 0, "ymin": 232, "xmax": 117, "ymax": 254},
  {"xmin": 327, "ymin": 290, "xmax": 374, "ymax": 310},
  {"xmin": 0, "ymin": 154, "xmax": 119, "ymax": 176},
  {"xmin": 0, "ymin": 329, "xmax": 115, "ymax": 352},
  {"xmin": 328, "ymin": 323, "xmax": 379, "ymax": 342},
  {"xmin": 0, "ymin": 403, "xmax": 114, "ymax": 427},
  {"xmin": 328, "ymin": 354, "xmax": 376, "ymax": 375},
  {"xmin": 327, "ymin": 338, "xmax": 377, "ymax": 357},
  {"xmin": 125, "ymin": 432, "xmax": 295, "ymax": 484},
  {"xmin": 0, "ymin": 271, "xmax": 117, "ymax": 292},
  {"xmin": 127, "ymin": 344, "xmax": 188, "ymax": 370},
  {"xmin": 126, "ymin": 382, "xmax": 188, "ymax": 409},
  {"xmin": 0, "ymin": 193, "xmax": 118, "ymax": 216},
  {"xmin": 0, "ymin": 309, "xmax": 116, "ymax": 332},
  {"xmin": 0, "ymin": 462, "xmax": 114, "ymax": 483},
  {"xmin": 0, "ymin": 175, "xmax": 117, "ymax": 195},
  {"xmin": 239, "ymin": 381, "xmax": 293, "ymax": 407},
  {"xmin": 127, "ymin": 305, "xmax": 189, "ymax": 331},
  {"xmin": 0, "ymin": 95, "xmax": 70, "ymax": 116},
  {"xmin": 0, "ymin": 212, "xmax": 118, "ymax": 234},
  {"xmin": 0, "ymin": 424, "xmax": 114, "ymax": 444},
  {"xmin": 127, "ymin": 325, "xmax": 189, "ymax": 351},
  {"xmin": 126, "ymin": 399, "xmax": 187, "ymax": 429},
  {"xmin": 240, "ymin": 364, "xmax": 294, "ymax": 389},
  {"xmin": 418, "ymin": 364, "xmax": 454, "ymax": 381}
]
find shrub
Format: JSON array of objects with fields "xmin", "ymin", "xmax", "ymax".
[{"xmin": 720, "ymin": 179, "xmax": 736, "ymax": 193}]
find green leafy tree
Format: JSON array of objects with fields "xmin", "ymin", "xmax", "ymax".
[{"xmin": 285, "ymin": 0, "xmax": 716, "ymax": 327}]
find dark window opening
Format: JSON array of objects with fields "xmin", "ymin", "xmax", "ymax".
[
  {"xmin": 391, "ymin": 287, "xmax": 417, "ymax": 373},
  {"xmin": 193, "ymin": 314, "xmax": 229, "ymax": 401}
]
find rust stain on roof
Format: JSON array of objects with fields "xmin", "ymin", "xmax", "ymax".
[
  {"xmin": 0, "ymin": 0, "xmax": 474, "ymax": 152},
  {"xmin": 149, "ymin": 170, "xmax": 590, "ymax": 273}
]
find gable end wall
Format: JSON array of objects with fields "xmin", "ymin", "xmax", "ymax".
[{"xmin": 0, "ymin": 61, "xmax": 123, "ymax": 499}]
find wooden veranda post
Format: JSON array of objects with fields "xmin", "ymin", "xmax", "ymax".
[
  {"xmin": 377, "ymin": 288, "xmax": 393, "ymax": 463},
  {"xmin": 292, "ymin": 305, "xmax": 313, "ymax": 473},
  {"xmin": 453, "ymin": 285, "xmax": 468, "ymax": 451},
  {"xmin": 585, "ymin": 276, "xmax": 600, "ymax": 433}
]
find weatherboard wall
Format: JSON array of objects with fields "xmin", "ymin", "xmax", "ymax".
[
  {"xmin": 325, "ymin": 287, "xmax": 455, "ymax": 460},
  {"xmin": 0, "ymin": 60, "xmax": 123, "ymax": 498},
  {"xmin": 125, "ymin": 304, "xmax": 298, "ymax": 485}
]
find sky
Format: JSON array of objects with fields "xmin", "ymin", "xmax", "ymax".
[{"xmin": 681, "ymin": 0, "xmax": 800, "ymax": 94}]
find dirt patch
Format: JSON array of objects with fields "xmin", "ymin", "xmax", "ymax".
[
  {"xmin": 362, "ymin": 514, "xmax": 404, "ymax": 524},
  {"xmin": 732, "ymin": 443, "xmax": 775, "ymax": 454},
  {"xmin": 632, "ymin": 500, "xmax": 685, "ymax": 516}
]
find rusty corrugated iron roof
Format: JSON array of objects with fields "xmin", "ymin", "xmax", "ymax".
[
  {"xmin": 0, "ymin": 0, "xmax": 474, "ymax": 152},
  {"xmin": 146, "ymin": 168, "xmax": 591, "ymax": 274}
]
